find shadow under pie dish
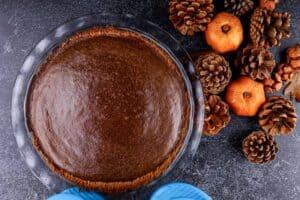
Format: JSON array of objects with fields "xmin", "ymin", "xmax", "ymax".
[{"xmin": 25, "ymin": 26, "xmax": 196, "ymax": 193}]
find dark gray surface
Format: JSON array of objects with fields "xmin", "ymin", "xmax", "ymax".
[{"xmin": 0, "ymin": 0, "xmax": 299, "ymax": 200}]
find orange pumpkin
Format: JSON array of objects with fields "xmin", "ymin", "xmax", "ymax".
[
  {"xmin": 225, "ymin": 77, "xmax": 266, "ymax": 117},
  {"xmin": 205, "ymin": 12, "xmax": 243, "ymax": 54}
]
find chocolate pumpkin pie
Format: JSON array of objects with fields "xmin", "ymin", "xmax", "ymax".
[{"xmin": 26, "ymin": 27, "xmax": 191, "ymax": 193}]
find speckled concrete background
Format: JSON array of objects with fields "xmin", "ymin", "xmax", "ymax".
[{"xmin": 0, "ymin": 0, "xmax": 299, "ymax": 200}]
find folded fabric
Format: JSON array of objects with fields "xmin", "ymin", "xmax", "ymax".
[
  {"xmin": 48, "ymin": 182, "xmax": 212, "ymax": 200},
  {"xmin": 150, "ymin": 182, "xmax": 212, "ymax": 200},
  {"xmin": 47, "ymin": 187, "xmax": 105, "ymax": 200}
]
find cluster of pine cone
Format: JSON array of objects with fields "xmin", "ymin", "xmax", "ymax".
[
  {"xmin": 244, "ymin": 96, "xmax": 297, "ymax": 164},
  {"xmin": 195, "ymin": 52, "xmax": 232, "ymax": 136},
  {"xmin": 241, "ymin": 43, "xmax": 300, "ymax": 164},
  {"xmin": 237, "ymin": 43, "xmax": 298, "ymax": 95},
  {"xmin": 168, "ymin": 0, "xmax": 298, "ymax": 165},
  {"xmin": 241, "ymin": 1, "xmax": 298, "ymax": 164}
]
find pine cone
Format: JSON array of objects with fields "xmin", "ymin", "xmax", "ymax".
[
  {"xmin": 259, "ymin": 0, "xmax": 279, "ymax": 11},
  {"xmin": 236, "ymin": 45, "xmax": 275, "ymax": 81},
  {"xmin": 169, "ymin": 0, "xmax": 214, "ymax": 36},
  {"xmin": 262, "ymin": 63, "xmax": 294, "ymax": 93},
  {"xmin": 286, "ymin": 44, "xmax": 300, "ymax": 71},
  {"xmin": 250, "ymin": 8, "xmax": 291, "ymax": 48},
  {"xmin": 276, "ymin": 63, "xmax": 294, "ymax": 82},
  {"xmin": 258, "ymin": 96, "xmax": 297, "ymax": 135},
  {"xmin": 224, "ymin": 0, "xmax": 254, "ymax": 16},
  {"xmin": 243, "ymin": 131, "xmax": 279, "ymax": 164},
  {"xmin": 195, "ymin": 52, "xmax": 232, "ymax": 94},
  {"xmin": 204, "ymin": 95, "xmax": 231, "ymax": 136},
  {"xmin": 263, "ymin": 73, "xmax": 282, "ymax": 93}
]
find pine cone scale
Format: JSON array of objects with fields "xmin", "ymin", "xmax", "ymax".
[{"xmin": 286, "ymin": 44, "xmax": 300, "ymax": 70}]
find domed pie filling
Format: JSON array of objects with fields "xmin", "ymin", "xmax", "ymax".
[{"xmin": 26, "ymin": 27, "xmax": 191, "ymax": 193}]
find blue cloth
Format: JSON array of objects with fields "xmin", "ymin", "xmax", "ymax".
[
  {"xmin": 48, "ymin": 182, "xmax": 212, "ymax": 200},
  {"xmin": 150, "ymin": 182, "xmax": 212, "ymax": 200},
  {"xmin": 47, "ymin": 187, "xmax": 105, "ymax": 200}
]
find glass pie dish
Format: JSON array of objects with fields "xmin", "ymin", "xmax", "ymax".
[{"xmin": 11, "ymin": 13, "xmax": 205, "ymax": 199}]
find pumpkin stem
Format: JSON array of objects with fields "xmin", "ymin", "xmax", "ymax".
[
  {"xmin": 243, "ymin": 92, "xmax": 252, "ymax": 99},
  {"xmin": 221, "ymin": 24, "xmax": 231, "ymax": 33}
]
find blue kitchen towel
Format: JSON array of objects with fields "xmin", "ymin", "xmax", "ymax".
[
  {"xmin": 48, "ymin": 183, "xmax": 212, "ymax": 200},
  {"xmin": 47, "ymin": 187, "xmax": 105, "ymax": 200},
  {"xmin": 150, "ymin": 182, "xmax": 212, "ymax": 200}
]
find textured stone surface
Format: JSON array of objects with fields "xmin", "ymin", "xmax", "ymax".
[{"xmin": 0, "ymin": 0, "xmax": 299, "ymax": 200}]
